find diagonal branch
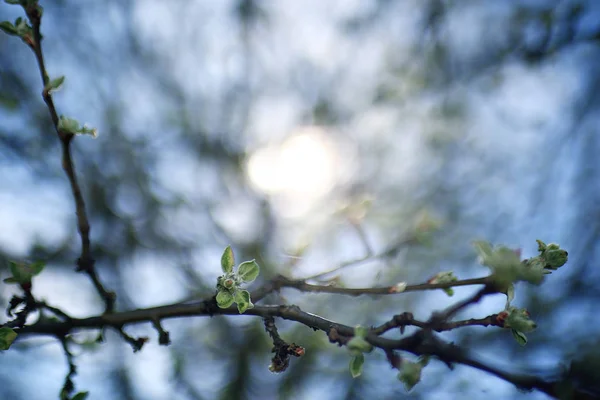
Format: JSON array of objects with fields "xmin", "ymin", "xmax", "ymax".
[{"xmin": 251, "ymin": 274, "xmax": 490, "ymax": 302}]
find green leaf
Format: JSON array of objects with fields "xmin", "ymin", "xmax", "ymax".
[
  {"xmin": 512, "ymin": 329, "xmax": 527, "ymax": 346},
  {"xmin": 234, "ymin": 289, "xmax": 253, "ymax": 313},
  {"xmin": 220, "ymin": 245, "xmax": 234, "ymax": 274},
  {"xmin": 472, "ymin": 240, "xmax": 493, "ymax": 259},
  {"xmin": 57, "ymin": 115, "xmax": 98, "ymax": 138},
  {"xmin": 505, "ymin": 283, "xmax": 515, "ymax": 309},
  {"xmin": 29, "ymin": 261, "xmax": 45, "ymax": 276},
  {"xmin": 237, "ymin": 260, "xmax": 260, "ymax": 283},
  {"xmin": 236, "ymin": 300, "xmax": 250, "ymax": 314},
  {"xmin": 71, "ymin": 392, "xmax": 89, "ymax": 400},
  {"xmin": 0, "ymin": 21, "xmax": 18, "ymax": 36},
  {"xmin": 398, "ymin": 360, "xmax": 423, "ymax": 391},
  {"xmin": 349, "ymin": 354, "xmax": 364, "ymax": 378},
  {"xmin": 45, "ymin": 76, "xmax": 65, "ymax": 93},
  {"xmin": 215, "ymin": 290, "xmax": 234, "ymax": 308},
  {"xmin": 506, "ymin": 284, "xmax": 515, "ymax": 303},
  {"xmin": 536, "ymin": 239, "xmax": 547, "ymax": 252},
  {"xmin": 6, "ymin": 260, "xmax": 45, "ymax": 284},
  {"xmin": 0, "ymin": 327, "xmax": 17, "ymax": 350},
  {"xmin": 505, "ymin": 307, "xmax": 537, "ymax": 333},
  {"xmin": 9, "ymin": 261, "xmax": 33, "ymax": 283},
  {"xmin": 4, "ymin": 0, "xmax": 21, "ymax": 4}
]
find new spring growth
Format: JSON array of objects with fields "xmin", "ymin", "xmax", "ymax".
[
  {"xmin": 398, "ymin": 356, "xmax": 430, "ymax": 391},
  {"xmin": 497, "ymin": 307, "xmax": 537, "ymax": 346},
  {"xmin": 472, "ymin": 239, "xmax": 568, "ymax": 287},
  {"xmin": 348, "ymin": 325, "xmax": 373, "ymax": 378},
  {"xmin": 427, "ymin": 271, "xmax": 458, "ymax": 296},
  {"xmin": 215, "ymin": 246, "xmax": 260, "ymax": 314},
  {"xmin": 3, "ymin": 260, "xmax": 46, "ymax": 287}
]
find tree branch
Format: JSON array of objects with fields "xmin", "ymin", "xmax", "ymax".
[
  {"xmin": 14, "ymin": 297, "xmax": 586, "ymax": 399},
  {"xmin": 23, "ymin": 4, "xmax": 115, "ymax": 312}
]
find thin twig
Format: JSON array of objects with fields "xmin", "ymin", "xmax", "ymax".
[
  {"xmin": 299, "ymin": 236, "xmax": 415, "ymax": 281},
  {"xmin": 24, "ymin": 5, "xmax": 115, "ymax": 312},
  {"xmin": 252, "ymin": 274, "xmax": 490, "ymax": 301}
]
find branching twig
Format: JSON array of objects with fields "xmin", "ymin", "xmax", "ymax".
[
  {"xmin": 263, "ymin": 316, "xmax": 304, "ymax": 373},
  {"xmin": 251, "ymin": 274, "xmax": 490, "ymax": 302},
  {"xmin": 372, "ymin": 312, "xmax": 502, "ymax": 335},
  {"xmin": 433, "ymin": 284, "xmax": 497, "ymax": 323},
  {"xmin": 12, "ymin": 297, "xmax": 591, "ymax": 398},
  {"xmin": 23, "ymin": 4, "xmax": 115, "ymax": 313},
  {"xmin": 59, "ymin": 337, "xmax": 77, "ymax": 399}
]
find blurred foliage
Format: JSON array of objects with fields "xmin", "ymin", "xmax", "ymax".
[{"xmin": 1, "ymin": 0, "xmax": 600, "ymax": 399}]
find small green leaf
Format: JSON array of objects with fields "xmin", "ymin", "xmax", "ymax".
[
  {"xmin": 398, "ymin": 360, "xmax": 423, "ymax": 391},
  {"xmin": 216, "ymin": 290, "xmax": 234, "ymax": 308},
  {"xmin": 71, "ymin": 392, "xmax": 89, "ymax": 400},
  {"xmin": 3, "ymin": 277, "xmax": 18, "ymax": 284},
  {"xmin": 30, "ymin": 261, "xmax": 45, "ymax": 276},
  {"xmin": 505, "ymin": 307, "xmax": 537, "ymax": 333},
  {"xmin": 45, "ymin": 76, "xmax": 65, "ymax": 93},
  {"xmin": 472, "ymin": 240, "xmax": 493, "ymax": 258},
  {"xmin": 237, "ymin": 260, "xmax": 260, "ymax": 283},
  {"xmin": 234, "ymin": 289, "xmax": 253, "ymax": 313},
  {"xmin": 0, "ymin": 21, "xmax": 18, "ymax": 36},
  {"xmin": 236, "ymin": 300, "xmax": 250, "ymax": 314},
  {"xmin": 9, "ymin": 261, "xmax": 33, "ymax": 283},
  {"xmin": 506, "ymin": 284, "xmax": 515, "ymax": 303},
  {"xmin": 512, "ymin": 329, "xmax": 527, "ymax": 346},
  {"xmin": 0, "ymin": 327, "xmax": 17, "ymax": 350},
  {"xmin": 220, "ymin": 245, "xmax": 234, "ymax": 274},
  {"xmin": 536, "ymin": 239, "xmax": 547, "ymax": 252},
  {"xmin": 4, "ymin": 0, "xmax": 21, "ymax": 5},
  {"xmin": 442, "ymin": 288, "xmax": 454, "ymax": 296},
  {"xmin": 57, "ymin": 115, "xmax": 98, "ymax": 138},
  {"xmin": 349, "ymin": 353, "xmax": 364, "ymax": 378}
]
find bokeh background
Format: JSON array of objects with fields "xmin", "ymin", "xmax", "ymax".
[{"xmin": 1, "ymin": 0, "xmax": 600, "ymax": 399}]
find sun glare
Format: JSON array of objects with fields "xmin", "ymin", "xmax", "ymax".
[{"xmin": 247, "ymin": 127, "xmax": 339, "ymax": 202}]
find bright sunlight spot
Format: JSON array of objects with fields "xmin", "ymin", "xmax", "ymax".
[{"xmin": 246, "ymin": 126, "xmax": 339, "ymax": 201}]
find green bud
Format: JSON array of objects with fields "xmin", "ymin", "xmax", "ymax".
[
  {"xmin": 505, "ymin": 307, "xmax": 536, "ymax": 333},
  {"xmin": 223, "ymin": 278, "xmax": 235, "ymax": 290},
  {"xmin": 398, "ymin": 361, "xmax": 423, "ymax": 391},
  {"xmin": 543, "ymin": 248, "xmax": 568, "ymax": 270}
]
